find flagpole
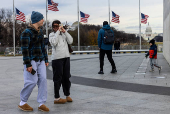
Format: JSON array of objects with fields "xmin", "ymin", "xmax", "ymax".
[
  {"xmin": 13, "ymin": 0, "xmax": 15, "ymax": 56},
  {"xmin": 46, "ymin": 0, "xmax": 48, "ymax": 54},
  {"xmin": 77, "ymin": 0, "xmax": 80, "ymax": 51},
  {"xmin": 108, "ymin": 0, "xmax": 110, "ymax": 25},
  {"xmin": 139, "ymin": 0, "xmax": 141, "ymax": 50},
  {"xmin": 46, "ymin": 0, "xmax": 48, "ymax": 37}
]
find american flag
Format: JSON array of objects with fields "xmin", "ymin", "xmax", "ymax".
[
  {"xmin": 111, "ymin": 11, "xmax": 120, "ymax": 24},
  {"xmin": 15, "ymin": 8, "xmax": 26, "ymax": 22},
  {"xmin": 141, "ymin": 13, "xmax": 149, "ymax": 24},
  {"xmin": 80, "ymin": 11, "xmax": 90, "ymax": 23},
  {"xmin": 48, "ymin": 0, "xmax": 59, "ymax": 11}
]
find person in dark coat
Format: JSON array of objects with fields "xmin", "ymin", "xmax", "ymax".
[
  {"xmin": 114, "ymin": 40, "xmax": 120, "ymax": 50},
  {"xmin": 97, "ymin": 21, "xmax": 117, "ymax": 74}
]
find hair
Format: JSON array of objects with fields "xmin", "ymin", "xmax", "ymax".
[
  {"xmin": 52, "ymin": 20, "xmax": 61, "ymax": 27},
  {"xmin": 103, "ymin": 21, "xmax": 108, "ymax": 26},
  {"xmin": 52, "ymin": 20, "xmax": 69, "ymax": 30}
]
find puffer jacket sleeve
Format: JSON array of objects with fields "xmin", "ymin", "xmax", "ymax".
[
  {"xmin": 98, "ymin": 29, "xmax": 103, "ymax": 48},
  {"xmin": 153, "ymin": 45, "xmax": 157, "ymax": 56},
  {"xmin": 64, "ymin": 31, "xmax": 73, "ymax": 44},
  {"xmin": 49, "ymin": 31, "xmax": 60, "ymax": 46}
]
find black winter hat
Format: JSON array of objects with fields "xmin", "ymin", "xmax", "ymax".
[
  {"xmin": 149, "ymin": 39, "xmax": 155, "ymax": 45},
  {"xmin": 103, "ymin": 21, "xmax": 108, "ymax": 26}
]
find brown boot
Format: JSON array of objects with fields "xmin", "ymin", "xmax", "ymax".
[
  {"xmin": 66, "ymin": 96, "xmax": 73, "ymax": 102},
  {"xmin": 54, "ymin": 98, "xmax": 67, "ymax": 104},
  {"xmin": 38, "ymin": 104, "xmax": 49, "ymax": 112},
  {"xmin": 18, "ymin": 103, "xmax": 33, "ymax": 111}
]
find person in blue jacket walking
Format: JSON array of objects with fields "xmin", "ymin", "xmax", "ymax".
[{"xmin": 97, "ymin": 21, "xmax": 117, "ymax": 74}]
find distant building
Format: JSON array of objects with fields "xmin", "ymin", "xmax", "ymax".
[
  {"xmin": 141, "ymin": 23, "xmax": 158, "ymax": 41},
  {"xmin": 68, "ymin": 21, "xmax": 82, "ymax": 31}
]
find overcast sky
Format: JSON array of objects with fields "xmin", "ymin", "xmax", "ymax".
[{"xmin": 0, "ymin": 0, "xmax": 163, "ymax": 34}]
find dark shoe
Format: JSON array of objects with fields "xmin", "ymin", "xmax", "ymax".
[
  {"xmin": 18, "ymin": 103, "xmax": 33, "ymax": 112},
  {"xmin": 158, "ymin": 66, "xmax": 162, "ymax": 75},
  {"xmin": 98, "ymin": 71, "xmax": 104, "ymax": 74},
  {"xmin": 111, "ymin": 69, "xmax": 117, "ymax": 73},
  {"xmin": 54, "ymin": 98, "xmax": 67, "ymax": 104},
  {"xmin": 38, "ymin": 104, "xmax": 49, "ymax": 112},
  {"xmin": 66, "ymin": 96, "xmax": 73, "ymax": 102},
  {"xmin": 158, "ymin": 66, "xmax": 162, "ymax": 71}
]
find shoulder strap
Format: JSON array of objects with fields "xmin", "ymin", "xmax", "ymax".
[
  {"xmin": 102, "ymin": 28, "xmax": 111, "ymax": 33},
  {"xmin": 102, "ymin": 28, "xmax": 105, "ymax": 30}
]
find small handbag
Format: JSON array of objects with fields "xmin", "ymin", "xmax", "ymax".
[{"xmin": 67, "ymin": 43, "xmax": 73, "ymax": 53}]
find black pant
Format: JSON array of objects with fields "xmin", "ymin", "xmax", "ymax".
[
  {"xmin": 100, "ymin": 49, "xmax": 116, "ymax": 71},
  {"xmin": 52, "ymin": 57, "xmax": 71, "ymax": 98}
]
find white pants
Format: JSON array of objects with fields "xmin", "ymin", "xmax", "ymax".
[{"xmin": 20, "ymin": 60, "xmax": 47, "ymax": 104}]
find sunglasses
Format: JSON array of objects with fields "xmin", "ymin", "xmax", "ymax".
[{"xmin": 53, "ymin": 25, "xmax": 59, "ymax": 28}]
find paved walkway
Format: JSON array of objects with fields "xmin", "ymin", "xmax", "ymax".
[{"xmin": 0, "ymin": 53, "xmax": 170, "ymax": 114}]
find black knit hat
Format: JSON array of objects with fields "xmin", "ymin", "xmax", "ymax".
[
  {"xmin": 103, "ymin": 21, "xmax": 108, "ymax": 26},
  {"xmin": 149, "ymin": 39, "xmax": 155, "ymax": 45}
]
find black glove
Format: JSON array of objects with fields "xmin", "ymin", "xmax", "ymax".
[
  {"xmin": 152, "ymin": 56, "xmax": 155, "ymax": 58},
  {"xmin": 145, "ymin": 54, "xmax": 148, "ymax": 58}
]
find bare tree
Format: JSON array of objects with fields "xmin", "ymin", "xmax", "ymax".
[{"xmin": 0, "ymin": 8, "xmax": 28, "ymax": 47}]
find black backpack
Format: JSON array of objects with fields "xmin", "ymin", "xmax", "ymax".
[{"xmin": 103, "ymin": 29, "xmax": 114, "ymax": 44}]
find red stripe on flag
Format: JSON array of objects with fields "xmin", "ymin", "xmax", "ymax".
[
  {"xmin": 80, "ymin": 13, "xmax": 90, "ymax": 23},
  {"xmin": 16, "ymin": 13, "xmax": 26, "ymax": 22},
  {"xmin": 111, "ymin": 14, "xmax": 120, "ymax": 24},
  {"xmin": 48, "ymin": 0, "xmax": 59, "ymax": 12},
  {"xmin": 141, "ymin": 14, "xmax": 149, "ymax": 24}
]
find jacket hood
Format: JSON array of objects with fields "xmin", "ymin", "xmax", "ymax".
[
  {"xmin": 102, "ymin": 25, "xmax": 111, "ymax": 30},
  {"xmin": 27, "ymin": 24, "xmax": 40, "ymax": 33}
]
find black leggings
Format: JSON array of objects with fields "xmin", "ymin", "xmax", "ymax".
[{"xmin": 100, "ymin": 49, "xmax": 116, "ymax": 71}]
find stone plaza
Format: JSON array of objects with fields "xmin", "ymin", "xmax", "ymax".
[{"xmin": 0, "ymin": 53, "xmax": 170, "ymax": 114}]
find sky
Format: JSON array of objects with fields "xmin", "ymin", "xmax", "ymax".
[{"xmin": 0, "ymin": 0, "xmax": 163, "ymax": 34}]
